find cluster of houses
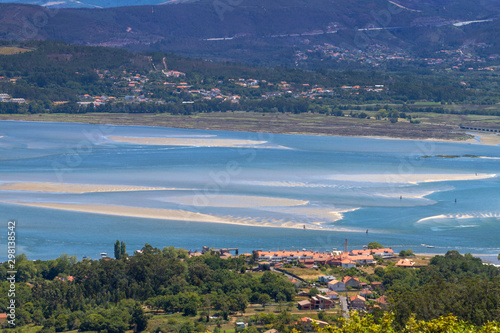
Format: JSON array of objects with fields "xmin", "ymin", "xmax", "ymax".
[
  {"xmin": 297, "ymin": 273, "xmax": 388, "ymax": 312},
  {"xmin": 0, "ymin": 93, "xmax": 26, "ymax": 104},
  {"xmin": 253, "ymin": 247, "xmax": 397, "ymax": 313},
  {"xmin": 70, "ymin": 64, "xmax": 393, "ymax": 109},
  {"xmin": 297, "ymin": 41, "xmax": 498, "ymax": 70},
  {"xmin": 255, "ymin": 247, "xmax": 395, "ymax": 269}
]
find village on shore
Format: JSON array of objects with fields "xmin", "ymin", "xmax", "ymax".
[{"xmin": 183, "ymin": 242, "xmax": 423, "ymax": 324}]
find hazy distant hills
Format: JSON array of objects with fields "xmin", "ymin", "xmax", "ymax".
[
  {"xmin": 1, "ymin": 0, "xmax": 499, "ymax": 67},
  {"xmin": 0, "ymin": 0, "xmax": 173, "ymax": 8}
]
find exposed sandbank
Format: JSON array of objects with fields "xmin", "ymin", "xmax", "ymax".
[
  {"xmin": 109, "ymin": 136, "xmax": 267, "ymax": 148},
  {"xmin": 375, "ymin": 189, "xmax": 439, "ymax": 199},
  {"xmin": 0, "ymin": 182, "xmax": 185, "ymax": 193},
  {"xmin": 161, "ymin": 194, "xmax": 308, "ymax": 208},
  {"xmin": 264, "ymin": 206, "xmax": 359, "ymax": 222},
  {"xmin": 417, "ymin": 212, "xmax": 500, "ymax": 223},
  {"xmin": 362, "ymin": 133, "xmax": 500, "ymax": 146},
  {"xmin": 479, "ymin": 156, "xmax": 500, "ymax": 160},
  {"xmin": 239, "ymin": 181, "xmax": 338, "ymax": 188},
  {"xmin": 6, "ymin": 201, "xmax": 364, "ymax": 232},
  {"xmin": 328, "ymin": 173, "xmax": 496, "ymax": 184},
  {"xmin": 467, "ymin": 134, "xmax": 500, "ymax": 146}
]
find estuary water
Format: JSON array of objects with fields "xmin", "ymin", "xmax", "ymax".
[{"xmin": 0, "ymin": 120, "xmax": 499, "ymax": 261}]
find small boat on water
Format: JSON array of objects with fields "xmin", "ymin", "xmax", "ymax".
[
  {"xmin": 426, "ymin": 245, "xmax": 435, "ymax": 248},
  {"xmin": 421, "ymin": 244, "xmax": 426, "ymax": 247}
]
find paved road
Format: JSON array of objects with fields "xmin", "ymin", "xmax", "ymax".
[
  {"xmin": 340, "ymin": 296, "xmax": 350, "ymax": 320},
  {"xmin": 271, "ymin": 267, "xmax": 312, "ymax": 286}
]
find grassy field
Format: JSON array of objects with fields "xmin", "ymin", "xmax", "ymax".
[
  {"xmin": 0, "ymin": 46, "xmax": 33, "ymax": 55},
  {"xmin": 144, "ymin": 302, "xmax": 341, "ymax": 333}
]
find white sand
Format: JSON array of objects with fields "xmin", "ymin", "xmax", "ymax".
[
  {"xmin": 328, "ymin": 173, "xmax": 496, "ymax": 184},
  {"xmin": 13, "ymin": 202, "xmax": 235, "ymax": 223},
  {"xmin": 362, "ymin": 134, "xmax": 500, "ymax": 146},
  {"xmin": 0, "ymin": 182, "xmax": 185, "ymax": 193},
  {"xmin": 240, "ymin": 181, "xmax": 338, "ymax": 188},
  {"xmin": 479, "ymin": 156, "xmax": 500, "ymax": 160},
  {"xmin": 160, "ymin": 194, "xmax": 308, "ymax": 208},
  {"xmin": 466, "ymin": 134, "xmax": 500, "ymax": 146},
  {"xmin": 264, "ymin": 206, "xmax": 359, "ymax": 222},
  {"xmin": 6, "ymin": 201, "xmax": 365, "ymax": 232},
  {"xmin": 109, "ymin": 136, "xmax": 267, "ymax": 148},
  {"xmin": 375, "ymin": 189, "xmax": 438, "ymax": 199},
  {"xmin": 417, "ymin": 212, "xmax": 500, "ymax": 223}
]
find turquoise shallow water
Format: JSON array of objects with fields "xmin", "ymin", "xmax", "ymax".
[{"xmin": 0, "ymin": 120, "xmax": 499, "ymax": 261}]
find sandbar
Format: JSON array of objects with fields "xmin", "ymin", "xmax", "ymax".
[
  {"xmin": 328, "ymin": 173, "xmax": 496, "ymax": 184},
  {"xmin": 264, "ymin": 206, "xmax": 359, "ymax": 222},
  {"xmin": 0, "ymin": 182, "xmax": 185, "ymax": 193},
  {"xmin": 479, "ymin": 156, "xmax": 500, "ymax": 160},
  {"xmin": 417, "ymin": 212, "xmax": 500, "ymax": 223},
  {"xmin": 466, "ymin": 134, "xmax": 500, "ymax": 146},
  {"xmin": 6, "ymin": 201, "xmax": 365, "ymax": 232},
  {"xmin": 239, "ymin": 181, "xmax": 338, "ymax": 188},
  {"xmin": 109, "ymin": 136, "xmax": 267, "ymax": 148},
  {"xmin": 160, "ymin": 194, "xmax": 308, "ymax": 208},
  {"xmin": 362, "ymin": 134, "xmax": 500, "ymax": 146},
  {"xmin": 375, "ymin": 189, "xmax": 440, "ymax": 199}
]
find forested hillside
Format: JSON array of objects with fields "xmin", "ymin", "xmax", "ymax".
[
  {"xmin": 1, "ymin": 0, "xmax": 500, "ymax": 67},
  {"xmin": 1, "ymin": 40, "xmax": 499, "ymax": 118}
]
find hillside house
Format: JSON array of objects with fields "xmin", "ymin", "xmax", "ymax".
[
  {"xmin": 350, "ymin": 248, "xmax": 395, "ymax": 259},
  {"xmin": 374, "ymin": 295, "xmax": 389, "ymax": 309},
  {"xmin": 360, "ymin": 288, "xmax": 373, "ymax": 298},
  {"xmin": 297, "ymin": 300, "xmax": 312, "ymax": 310},
  {"xmin": 348, "ymin": 254, "xmax": 374, "ymax": 265},
  {"xmin": 297, "ymin": 317, "xmax": 329, "ymax": 330},
  {"xmin": 341, "ymin": 259, "xmax": 356, "ymax": 268},
  {"xmin": 297, "ymin": 295, "xmax": 334, "ymax": 310},
  {"xmin": 327, "ymin": 279, "xmax": 345, "ymax": 291},
  {"xmin": 318, "ymin": 275, "xmax": 336, "ymax": 283},
  {"xmin": 396, "ymin": 258, "xmax": 415, "ymax": 268},
  {"xmin": 311, "ymin": 295, "xmax": 335, "ymax": 309},
  {"xmin": 349, "ymin": 295, "xmax": 366, "ymax": 310},
  {"xmin": 342, "ymin": 276, "xmax": 360, "ymax": 289},
  {"xmin": 325, "ymin": 290, "xmax": 339, "ymax": 300}
]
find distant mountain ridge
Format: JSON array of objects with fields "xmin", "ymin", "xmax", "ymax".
[
  {"xmin": 1, "ymin": 0, "xmax": 499, "ymax": 67},
  {"xmin": 0, "ymin": 0, "xmax": 172, "ymax": 8}
]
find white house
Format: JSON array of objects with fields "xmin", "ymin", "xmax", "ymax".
[{"xmin": 341, "ymin": 259, "xmax": 356, "ymax": 269}]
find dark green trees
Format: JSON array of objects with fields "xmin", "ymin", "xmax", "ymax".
[
  {"xmin": 131, "ymin": 303, "xmax": 148, "ymax": 332},
  {"xmin": 114, "ymin": 240, "xmax": 127, "ymax": 259}
]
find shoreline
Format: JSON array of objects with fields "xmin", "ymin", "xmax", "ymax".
[
  {"xmin": 0, "ymin": 114, "xmax": 490, "ymax": 145},
  {"xmin": 360, "ymin": 133, "xmax": 500, "ymax": 146}
]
